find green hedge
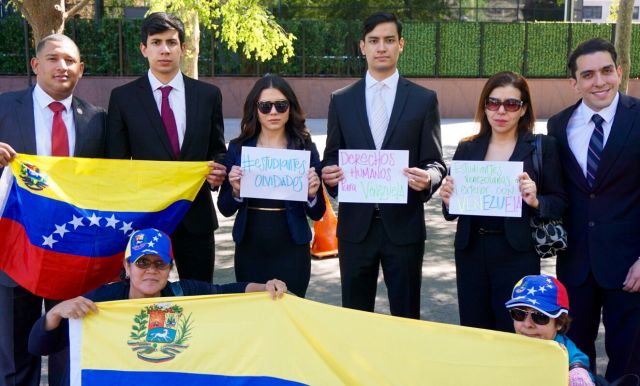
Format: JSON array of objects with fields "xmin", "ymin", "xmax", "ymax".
[{"xmin": 2, "ymin": 16, "xmax": 639, "ymax": 78}]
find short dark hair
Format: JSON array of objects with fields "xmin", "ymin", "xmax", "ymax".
[
  {"xmin": 362, "ymin": 12, "xmax": 402, "ymax": 41},
  {"xmin": 140, "ymin": 12, "xmax": 185, "ymax": 46},
  {"xmin": 568, "ymin": 38, "xmax": 617, "ymax": 79},
  {"xmin": 235, "ymin": 74, "xmax": 311, "ymax": 150},
  {"xmin": 467, "ymin": 71, "xmax": 535, "ymax": 142},
  {"xmin": 555, "ymin": 313, "xmax": 572, "ymax": 335},
  {"xmin": 36, "ymin": 34, "xmax": 80, "ymax": 57}
]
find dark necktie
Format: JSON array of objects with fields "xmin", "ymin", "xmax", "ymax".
[
  {"xmin": 587, "ymin": 114, "xmax": 604, "ymax": 187},
  {"xmin": 49, "ymin": 101, "xmax": 69, "ymax": 156},
  {"xmin": 160, "ymin": 86, "xmax": 180, "ymax": 159}
]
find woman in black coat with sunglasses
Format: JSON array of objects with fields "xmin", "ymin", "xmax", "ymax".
[
  {"xmin": 217, "ymin": 75, "xmax": 325, "ymax": 298},
  {"xmin": 438, "ymin": 71, "xmax": 566, "ymax": 332}
]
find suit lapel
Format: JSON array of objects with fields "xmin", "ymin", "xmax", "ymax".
[
  {"xmin": 509, "ymin": 132, "xmax": 535, "ymax": 162},
  {"xmin": 15, "ymin": 89, "xmax": 37, "ymax": 154},
  {"xmin": 354, "ymin": 80, "xmax": 376, "ymax": 149},
  {"xmin": 557, "ymin": 101, "xmax": 591, "ymax": 191},
  {"xmin": 594, "ymin": 94, "xmax": 637, "ymax": 189},
  {"xmin": 181, "ymin": 75, "xmax": 197, "ymax": 160},
  {"xmin": 382, "ymin": 77, "xmax": 409, "ymax": 149},
  {"xmin": 137, "ymin": 76, "xmax": 176, "ymax": 159},
  {"xmin": 71, "ymin": 97, "xmax": 89, "ymax": 156}
]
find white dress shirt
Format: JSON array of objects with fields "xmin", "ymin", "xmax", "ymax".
[
  {"xmin": 566, "ymin": 92, "xmax": 618, "ymax": 177},
  {"xmin": 147, "ymin": 70, "xmax": 187, "ymax": 148},
  {"xmin": 32, "ymin": 84, "xmax": 76, "ymax": 156},
  {"xmin": 365, "ymin": 69, "xmax": 399, "ymax": 129}
]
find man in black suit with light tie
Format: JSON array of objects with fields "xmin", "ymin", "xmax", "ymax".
[
  {"xmin": 106, "ymin": 12, "xmax": 227, "ymax": 283},
  {"xmin": 0, "ymin": 35, "xmax": 106, "ymax": 386},
  {"xmin": 547, "ymin": 38, "xmax": 640, "ymax": 382},
  {"xmin": 322, "ymin": 12, "xmax": 446, "ymax": 319}
]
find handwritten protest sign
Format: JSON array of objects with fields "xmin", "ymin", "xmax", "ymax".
[
  {"xmin": 338, "ymin": 149, "xmax": 409, "ymax": 203},
  {"xmin": 240, "ymin": 147, "xmax": 310, "ymax": 202},
  {"xmin": 449, "ymin": 161, "xmax": 523, "ymax": 217}
]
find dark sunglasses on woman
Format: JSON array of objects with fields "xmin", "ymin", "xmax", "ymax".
[
  {"xmin": 257, "ymin": 100, "xmax": 290, "ymax": 114},
  {"xmin": 509, "ymin": 308, "xmax": 551, "ymax": 325},
  {"xmin": 485, "ymin": 97, "xmax": 524, "ymax": 112},
  {"xmin": 134, "ymin": 258, "xmax": 171, "ymax": 270}
]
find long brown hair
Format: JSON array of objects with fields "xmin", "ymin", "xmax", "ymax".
[
  {"xmin": 466, "ymin": 71, "xmax": 535, "ymax": 142},
  {"xmin": 233, "ymin": 74, "xmax": 311, "ymax": 150}
]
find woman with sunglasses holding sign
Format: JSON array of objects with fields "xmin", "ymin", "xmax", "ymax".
[
  {"xmin": 439, "ymin": 71, "xmax": 566, "ymax": 332},
  {"xmin": 218, "ymin": 75, "xmax": 325, "ymax": 298},
  {"xmin": 506, "ymin": 275, "xmax": 595, "ymax": 385}
]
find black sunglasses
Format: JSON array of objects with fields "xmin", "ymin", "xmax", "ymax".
[
  {"xmin": 485, "ymin": 97, "xmax": 524, "ymax": 112},
  {"xmin": 134, "ymin": 258, "xmax": 171, "ymax": 270},
  {"xmin": 257, "ymin": 100, "xmax": 290, "ymax": 114},
  {"xmin": 509, "ymin": 308, "xmax": 551, "ymax": 325}
]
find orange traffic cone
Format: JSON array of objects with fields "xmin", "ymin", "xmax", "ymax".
[{"xmin": 311, "ymin": 187, "xmax": 339, "ymax": 259}]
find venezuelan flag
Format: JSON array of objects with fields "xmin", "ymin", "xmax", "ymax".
[
  {"xmin": 70, "ymin": 293, "xmax": 568, "ymax": 386},
  {"xmin": 0, "ymin": 154, "xmax": 209, "ymax": 299}
]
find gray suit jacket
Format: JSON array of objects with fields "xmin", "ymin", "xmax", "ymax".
[{"xmin": 0, "ymin": 87, "xmax": 106, "ymax": 287}]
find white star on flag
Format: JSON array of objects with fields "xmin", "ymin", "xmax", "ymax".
[
  {"xmin": 120, "ymin": 221, "xmax": 133, "ymax": 234},
  {"xmin": 53, "ymin": 223, "xmax": 69, "ymax": 238},
  {"xmin": 527, "ymin": 287, "xmax": 537, "ymax": 295},
  {"xmin": 538, "ymin": 286, "xmax": 547, "ymax": 293},
  {"xmin": 68, "ymin": 215, "xmax": 84, "ymax": 230},
  {"xmin": 42, "ymin": 234, "xmax": 57, "ymax": 248},
  {"xmin": 87, "ymin": 213, "xmax": 102, "ymax": 227},
  {"xmin": 105, "ymin": 214, "xmax": 120, "ymax": 228}
]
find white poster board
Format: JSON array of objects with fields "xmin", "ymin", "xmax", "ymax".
[
  {"xmin": 240, "ymin": 146, "xmax": 310, "ymax": 202},
  {"xmin": 448, "ymin": 160, "xmax": 523, "ymax": 217},
  {"xmin": 338, "ymin": 149, "xmax": 409, "ymax": 203}
]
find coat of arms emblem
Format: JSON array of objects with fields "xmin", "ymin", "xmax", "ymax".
[
  {"xmin": 127, "ymin": 303, "xmax": 193, "ymax": 362},
  {"xmin": 19, "ymin": 162, "xmax": 48, "ymax": 191}
]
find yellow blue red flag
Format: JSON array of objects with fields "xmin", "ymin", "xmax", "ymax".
[
  {"xmin": 69, "ymin": 293, "xmax": 568, "ymax": 386},
  {"xmin": 0, "ymin": 154, "xmax": 208, "ymax": 299}
]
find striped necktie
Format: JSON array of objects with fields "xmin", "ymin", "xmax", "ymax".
[
  {"xmin": 586, "ymin": 114, "xmax": 604, "ymax": 187},
  {"xmin": 370, "ymin": 82, "xmax": 388, "ymax": 150}
]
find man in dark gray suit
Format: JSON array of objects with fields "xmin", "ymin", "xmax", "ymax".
[
  {"xmin": 0, "ymin": 34, "xmax": 106, "ymax": 386},
  {"xmin": 322, "ymin": 12, "xmax": 445, "ymax": 319}
]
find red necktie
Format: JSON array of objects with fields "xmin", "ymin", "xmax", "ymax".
[
  {"xmin": 49, "ymin": 101, "xmax": 69, "ymax": 156},
  {"xmin": 160, "ymin": 86, "xmax": 180, "ymax": 159}
]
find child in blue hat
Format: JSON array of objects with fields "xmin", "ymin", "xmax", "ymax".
[{"xmin": 506, "ymin": 275, "xmax": 594, "ymax": 386}]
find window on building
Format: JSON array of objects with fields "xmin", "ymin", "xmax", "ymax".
[
  {"xmin": 583, "ymin": 6, "xmax": 602, "ymax": 20},
  {"xmin": 634, "ymin": 6, "xmax": 639, "ymax": 20}
]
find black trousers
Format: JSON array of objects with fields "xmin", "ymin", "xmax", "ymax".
[
  {"xmin": 0, "ymin": 285, "xmax": 65, "ymax": 386},
  {"xmin": 563, "ymin": 271, "xmax": 640, "ymax": 382},
  {"xmin": 170, "ymin": 223, "xmax": 215, "ymax": 283},
  {"xmin": 338, "ymin": 218, "xmax": 424, "ymax": 319},
  {"xmin": 455, "ymin": 232, "xmax": 540, "ymax": 332}
]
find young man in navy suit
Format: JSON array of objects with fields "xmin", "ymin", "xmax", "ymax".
[
  {"xmin": 321, "ymin": 12, "xmax": 446, "ymax": 319},
  {"xmin": 106, "ymin": 12, "xmax": 227, "ymax": 283},
  {"xmin": 547, "ymin": 38, "xmax": 640, "ymax": 382},
  {"xmin": 0, "ymin": 35, "xmax": 106, "ymax": 386}
]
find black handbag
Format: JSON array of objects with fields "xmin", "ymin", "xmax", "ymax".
[{"xmin": 530, "ymin": 134, "xmax": 568, "ymax": 258}]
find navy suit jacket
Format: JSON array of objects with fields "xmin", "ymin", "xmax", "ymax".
[
  {"xmin": 443, "ymin": 132, "xmax": 566, "ymax": 252},
  {"xmin": 106, "ymin": 75, "xmax": 226, "ymax": 235},
  {"xmin": 0, "ymin": 87, "xmax": 106, "ymax": 287},
  {"xmin": 322, "ymin": 77, "xmax": 446, "ymax": 245},
  {"xmin": 547, "ymin": 94, "xmax": 640, "ymax": 289},
  {"xmin": 217, "ymin": 137, "xmax": 325, "ymax": 245}
]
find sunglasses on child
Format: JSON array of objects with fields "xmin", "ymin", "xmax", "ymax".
[
  {"xmin": 485, "ymin": 97, "xmax": 524, "ymax": 112},
  {"xmin": 509, "ymin": 308, "xmax": 551, "ymax": 325},
  {"xmin": 133, "ymin": 258, "xmax": 171, "ymax": 270},
  {"xmin": 257, "ymin": 100, "xmax": 290, "ymax": 114}
]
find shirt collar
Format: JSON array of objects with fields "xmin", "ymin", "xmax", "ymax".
[
  {"xmin": 148, "ymin": 70, "xmax": 184, "ymax": 93},
  {"xmin": 33, "ymin": 83, "xmax": 73, "ymax": 112},
  {"xmin": 577, "ymin": 92, "xmax": 619, "ymax": 126},
  {"xmin": 365, "ymin": 69, "xmax": 399, "ymax": 91}
]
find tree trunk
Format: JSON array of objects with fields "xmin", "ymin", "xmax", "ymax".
[
  {"xmin": 615, "ymin": 0, "xmax": 633, "ymax": 93},
  {"xmin": 180, "ymin": 10, "xmax": 199, "ymax": 79},
  {"xmin": 15, "ymin": 0, "xmax": 89, "ymax": 45}
]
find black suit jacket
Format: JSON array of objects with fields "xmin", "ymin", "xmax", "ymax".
[
  {"xmin": 547, "ymin": 94, "xmax": 640, "ymax": 289},
  {"xmin": 0, "ymin": 87, "xmax": 107, "ymax": 287},
  {"xmin": 106, "ymin": 75, "xmax": 226, "ymax": 235},
  {"xmin": 443, "ymin": 132, "xmax": 566, "ymax": 252},
  {"xmin": 323, "ymin": 77, "xmax": 446, "ymax": 245}
]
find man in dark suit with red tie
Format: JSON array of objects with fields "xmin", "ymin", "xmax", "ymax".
[
  {"xmin": 321, "ymin": 13, "xmax": 446, "ymax": 319},
  {"xmin": 106, "ymin": 12, "xmax": 227, "ymax": 283},
  {"xmin": 0, "ymin": 34, "xmax": 106, "ymax": 386},
  {"xmin": 547, "ymin": 38, "xmax": 640, "ymax": 382}
]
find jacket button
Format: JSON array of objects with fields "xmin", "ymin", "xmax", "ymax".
[
  {"xmin": 588, "ymin": 221, "xmax": 595, "ymax": 227},
  {"xmin": 590, "ymin": 193, "xmax": 596, "ymax": 199}
]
